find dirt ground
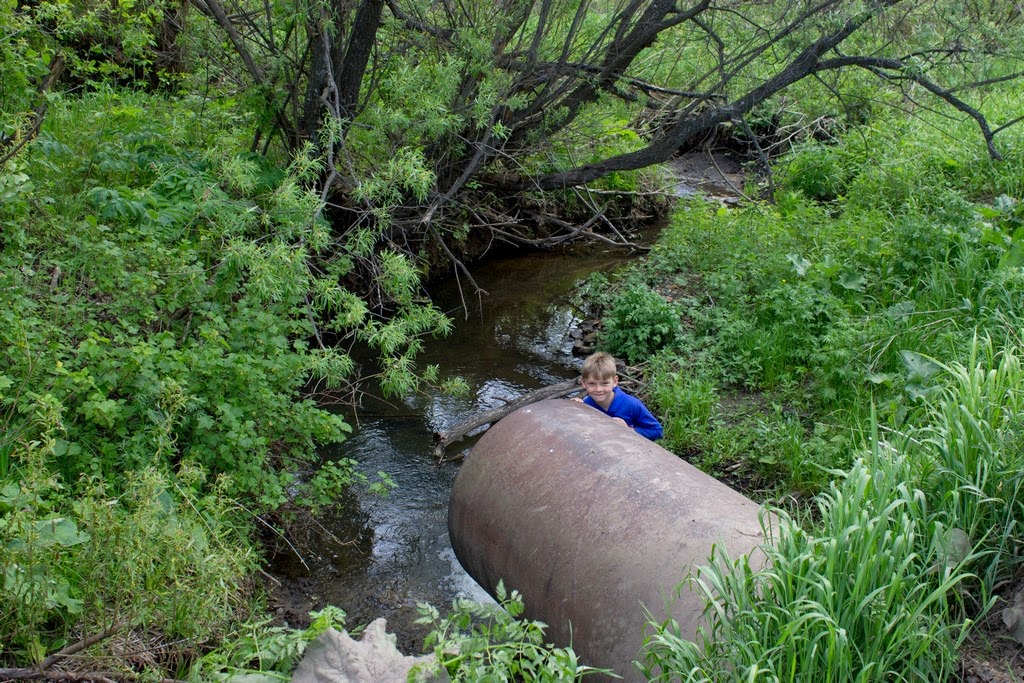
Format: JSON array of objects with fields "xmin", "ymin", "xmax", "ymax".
[
  {"xmin": 958, "ymin": 583, "xmax": 1024, "ymax": 683},
  {"xmin": 668, "ymin": 151, "xmax": 750, "ymax": 203}
]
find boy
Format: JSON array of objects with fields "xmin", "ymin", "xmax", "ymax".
[{"xmin": 574, "ymin": 351, "xmax": 663, "ymax": 441}]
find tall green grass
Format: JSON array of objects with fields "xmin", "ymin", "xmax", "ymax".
[
  {"xmin": 910, "ymin": 337, "xmax": 1024, "ymax": 595},
  {"xmin": 640, "ymin": 446, "xmax": 980, "ymax": 681},
  {"xmin": 639, "ymin": 338, "xmax": 1024, "ymax": 681}
]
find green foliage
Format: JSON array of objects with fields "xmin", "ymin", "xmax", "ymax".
[
  {"xmin": 0, "ymin": 90, "xmax": 455, "ymax": 507},
  {"xmin": 648, "ymin": 360, "xmax": 852, "ymax": 496},
  {"xmin": 0, "ymin": 10, "xmax": 52, "ymax": 143},
  {"xmin": 59, "ymin": 0, "xmax": 184, "ymax": 84},
  {"xmin": 776, "ymin": 144, "xmax": 852, "ymax": 202},
  {"xmin": 1, "ymin": 88, "xmax": 451, "ymax": 671},
  {"xmin": 599, "ymin": 284, "xmax": 682, "ymax": 365},
  {"xmin": 905, "ymin": 338, "xmax": 1024, "ymax": 594},
  {"xmin": 601, "ymin": 70, "xmax": 1024, "ymax": 680},
  {"xmin": 1, "ymin": 438, "xmax": 256, "ymax": 666},
  {"xmin": 641, "ymin": 449, "xmax": 978, "ymax": 682},
  {"xmin": 190, "ymin": 605, "xmax": 347, "ymax": 681},
  {"xmin": 570, "ymin": 270, "xmax": 616, "ymax": 319},
  {"xmin": 649, "ymin": 366, "xmax": 717, "ymax": 451},
  {"xmin": 640, "ymin": 337, "xmax": 1024, "ymax": 680},
  {"xmin": 632, "ymin": 88, "xmax": 1024, "ymax": 420},
  {"xmin": 415, "ymin": 581, "xmax": 610, "ymax": 681},
  {"xmin": 547, "ymin": 105, "xmax": 648, "ymax": 191}
]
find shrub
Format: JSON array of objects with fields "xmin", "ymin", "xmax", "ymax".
[
  {"xmin": 1, "ymin": 442, "xmax": 256, "ymax": 667},
  {"xmin": 190, "ymin": 605, "xmax": 348, "ymax": 680},
  {"xmin": 777, "ymin": 144, "xmax": 850, "ymax": 202},
  {"xmin": 600, "ymin": 284, "xmax": 682, "ymax": 364}
]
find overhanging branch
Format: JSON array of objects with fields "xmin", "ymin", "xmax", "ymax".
[{"xmin": 816, "ymin": 54, "xmax": 1004, "ymax": 160}]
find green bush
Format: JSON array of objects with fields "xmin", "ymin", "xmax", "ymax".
[
  {"xmin": 776, "ymin": 144, "xmax": 851, "ymax": 202},
  {"xmin": 1, "ymin": 88, "xmax": 452, "ymax": 672},
  {"xmin": 0, "ymin": 91, "xmax": 456, "ymax": 509},
  {"xmin": 1, "ymin": 440, "xmax": 256, "ymax": 668},
  {"xmin": 190, "ymin": 605, "xmax": 348, "ymax": 680},
  {"xmin": 600, "ymin": 284, "xmax": 682, "ymax": 364}
]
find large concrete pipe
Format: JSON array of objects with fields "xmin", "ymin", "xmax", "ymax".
[{"xmin": 448, "ymin": 398, "xmax": 767, "ymax": 681}]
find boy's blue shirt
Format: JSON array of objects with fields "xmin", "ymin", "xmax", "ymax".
[{"xmin": 583, "ymin": 386, "xmax": 664, "ymax": 441}]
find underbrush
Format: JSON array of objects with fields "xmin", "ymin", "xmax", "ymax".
[
  {"xmin": 640, "ymin": 338, "xmax": 1024, "ymax": 681},
  {"xmin": 582, "ymin": 92, "xmax": 1024, "ymax": 679},
  {"xmin": 0, "ymin": 88, "xmax": 443, "ymax": 675},
  {"xmin": 1, "ymin": 435, "xmax": 257, "ymax": 673},
  {"xmin": 585, "ymin": 95, "xmax": 1024, "ymax": 499}
]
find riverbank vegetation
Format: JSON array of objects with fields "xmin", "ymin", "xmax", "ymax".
[
  {"xmin": 2, "ymin": 0, "xmax": 1024, "ymax": 680},
  {"xmin": 586, "ymin": 84, "xmax": 1024, "ymax": 679}
]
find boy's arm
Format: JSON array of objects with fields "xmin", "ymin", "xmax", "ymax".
[{"xmin": 631, "ymin": 400, "xmax": 663, "ymax": 441}]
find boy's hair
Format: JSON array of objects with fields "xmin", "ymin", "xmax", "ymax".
[{"xmin": 581, "ymin": 351, "xmax": 618, "ymax": 380}]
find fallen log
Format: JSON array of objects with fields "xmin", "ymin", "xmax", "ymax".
[{"xmin": 433, "ymin": 378, "xmax": 583, "ymax": 461}]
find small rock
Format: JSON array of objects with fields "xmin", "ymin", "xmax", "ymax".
[
  {"xmin": 1002, "ymin": 588, "xmax": 1024, "ymax": 645},
  {"xmin": 290, "ymin": 619, "xmax": 449, "ymax": 683}
]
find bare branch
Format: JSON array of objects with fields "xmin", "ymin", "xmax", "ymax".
[
  {"xmin": 816, "ymin": 54, "xmax": 1003, "ymax": 159},
  {"xmin": 188, "ymin": 0, "xmax": 266, "ymax": 83}
]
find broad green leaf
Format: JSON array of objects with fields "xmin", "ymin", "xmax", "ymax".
[
  {"xmin": 884, "ymin": 301, "xmax": 916, "ymax": 320},
  {"xmin": 999, "ymin": 228, "xmax": 1024, "ymax": 269},
  {"xmin": 786, "ymin": 253, "xmax": 811, "ymax": 276},
  {"xmin": 866, "ymin": 372, "xmax": 898, "ymax": 385},
  {"xmin": 33, "ymin": 517, "xmax": 90, "ymax": 548},
  {"xmin": 899, "ymin": 350, "xmax": 941, "ymax": 381},
  {"xmin": 838, "ymin": 271, "xmax": 866, "ymax": 291}
]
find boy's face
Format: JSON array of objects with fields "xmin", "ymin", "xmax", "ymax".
[{"xmin": 581, "ymin": 373, "xmax": 618, "ymax": 409}]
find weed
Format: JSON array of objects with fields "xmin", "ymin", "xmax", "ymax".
[
  {"xmin": 640, "ymin": 447, "xmax": 980, "ymax": 682},
  {"xmin": 416, "ymin": 581, "xmax": 610, "ymax": 681},
  {"xmin": 600, "ymin": 284, "xmax": 683, "ymax": 365}
]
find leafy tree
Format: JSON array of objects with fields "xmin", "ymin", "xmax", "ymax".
[
  {"xmin": 185, "ymin": 0, "xmax": 1024, "ymax": 276},
  {"xmin": 6, "ymin": 1, "xmax": 1023, "ymax": 301}
]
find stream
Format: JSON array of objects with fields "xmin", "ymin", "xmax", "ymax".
[
  {"xmin": 265, "ymin": 154, "xmax": 740, "ymax": 654},
  {"xmin": 266, "ymin": 244, "xmax": 645, "ymax": 653}
]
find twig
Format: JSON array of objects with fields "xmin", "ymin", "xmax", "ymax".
[
  {"xmin": 0, "ymin": 55, "xmax": 65, "ymax": 167},
  {"xmin": 0, "ymin": 671, "xmax": 187, "ymax": 682},
  {"xmin": 40, "ymin": 623, "xmax": 125, "ymax": 671},
  {"xmin": 0, "ymin": 622, "xmax": 144, "ymax": 682}
]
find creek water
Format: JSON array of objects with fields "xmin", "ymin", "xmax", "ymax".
[
  {"xmin": 266, "ymin": 244, "xmax": 647, "ymax": 653},
  {"xmin": 265, "ymin": 155, "xmax": 741, "ymax": 654}
]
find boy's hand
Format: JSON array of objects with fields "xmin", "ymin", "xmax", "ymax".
[
  {"xmin": 570, "ymin": 397, "xmax": 584, "ymax": 403},
  {"xmin": 612, "ymin": 417, "xmax": 628, "ymax": 427}
]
